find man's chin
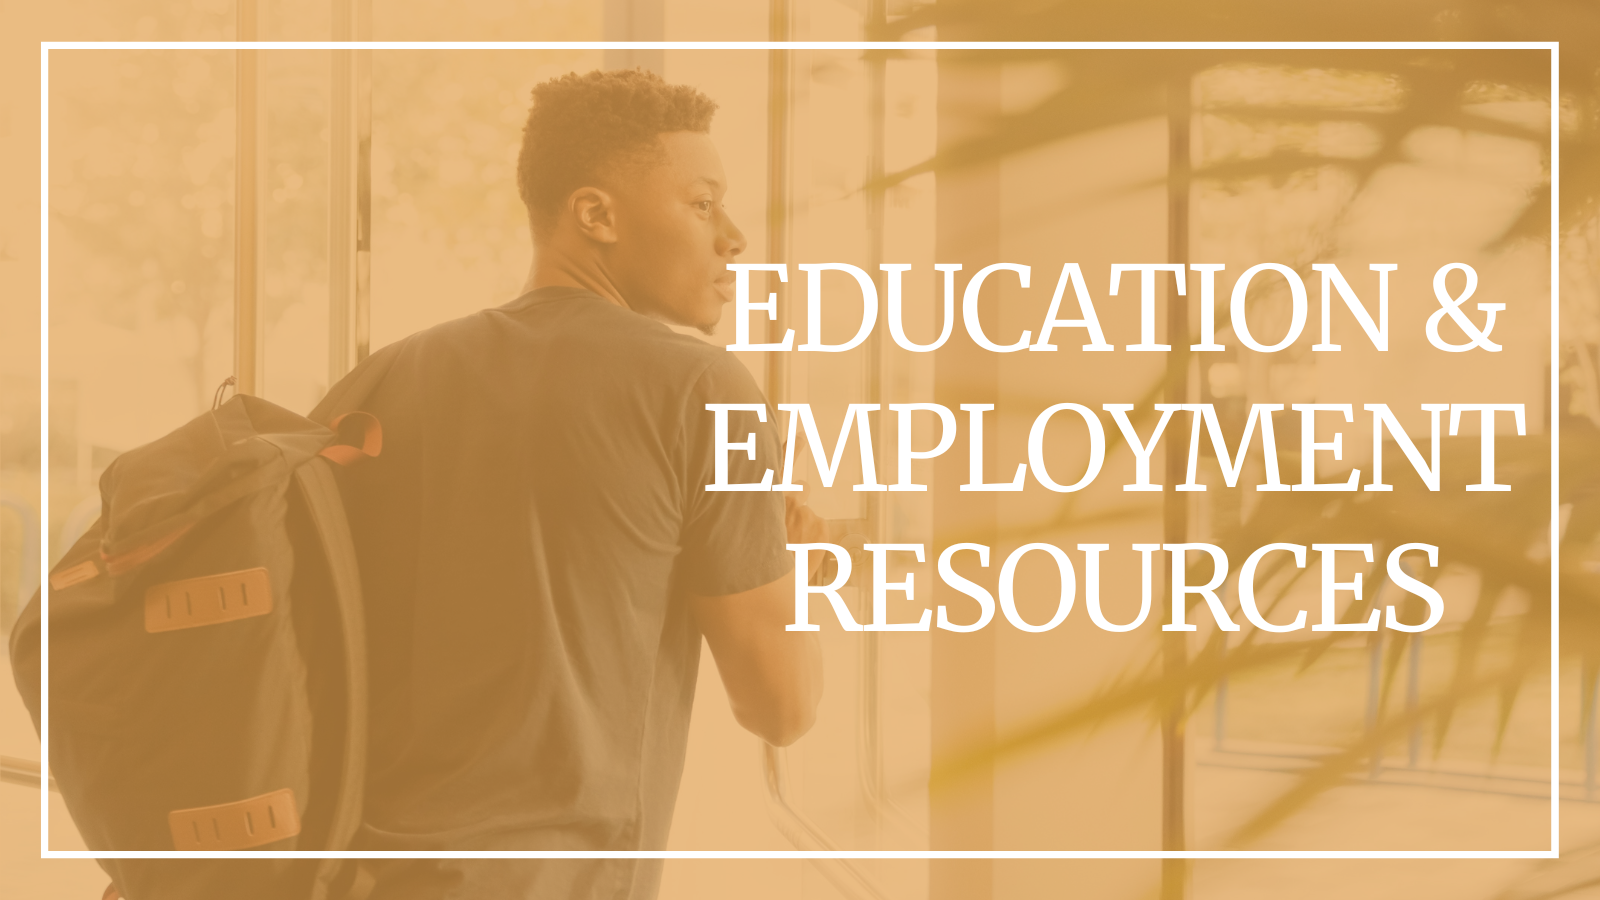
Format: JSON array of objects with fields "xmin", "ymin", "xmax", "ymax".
[
  {"xmin": 694, "ymin": 302, "xmax": 725, "ymax": 337},
  {"xmin": 694, "ymin": 311, "xmax": 723, "ymax": 337}
]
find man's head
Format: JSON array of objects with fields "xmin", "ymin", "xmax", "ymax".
[{"xmin": 518, "ymin": 69, "xmax": 745, "ymax": 334}]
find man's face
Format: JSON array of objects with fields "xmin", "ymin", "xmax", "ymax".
[{"xmin": 604, "ymin": 131, "xmax": 746, "ymax": 335}]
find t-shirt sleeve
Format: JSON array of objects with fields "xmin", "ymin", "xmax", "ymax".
[{"xmin": 676, "ymin": 353, "xmax": 793, "ymax": 597}]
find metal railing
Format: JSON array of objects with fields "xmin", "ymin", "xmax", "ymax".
[{"xmin": 1208, "ymin": 589, "xmax": 1599, "ymax": 801}]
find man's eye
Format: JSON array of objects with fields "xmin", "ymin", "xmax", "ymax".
[{"xmin": 695, "ymin": 200, "xmax": 713, "ymax": 212}]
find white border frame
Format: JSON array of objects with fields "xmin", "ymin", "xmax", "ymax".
[{"xmin": 37, "ymin": 40, "xmax": 1561, "ymax": 861}]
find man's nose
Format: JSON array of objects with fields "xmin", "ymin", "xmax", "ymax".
[{"xmin": 718, "ymin": 208, "xmax": 747, "ymax": 258}]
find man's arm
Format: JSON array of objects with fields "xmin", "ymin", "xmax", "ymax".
[{"xmin": 691, "ymin": 495, "xmax": 826, "ymax": 747}]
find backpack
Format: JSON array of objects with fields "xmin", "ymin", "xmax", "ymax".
[{"xmin": 9, "ymin": 340, "xmax": 408, "ymax": 900}]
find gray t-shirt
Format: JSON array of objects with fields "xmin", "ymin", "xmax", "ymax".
[{"xmin": 343, "ymin": 286, "xmax": 790, "ymax": 898}]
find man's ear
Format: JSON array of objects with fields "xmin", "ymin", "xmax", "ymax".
[{"xmin": 568, "ymin": 187, "xmax": 619, "ymax": 244}]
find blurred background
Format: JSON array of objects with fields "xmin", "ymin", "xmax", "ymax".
[{"xmin": 3, "ymin": 2, "xmax": 1598, "ymax": 899}]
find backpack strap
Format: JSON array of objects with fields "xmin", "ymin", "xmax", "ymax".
[
  {"xmin": 293, "ymin": 456, "xmax": 370, "ymax": 899},
  {"xmin": 338, "ymin": 861, "xmax": 377, "ymax": 900},
  {"xmin": 301, "ymin": 335, "xmax": 409, "ymax": 899}
]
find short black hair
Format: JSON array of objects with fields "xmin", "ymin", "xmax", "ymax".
[{"xmin": 517, "ymin": 69, "xmax": 718, "ymax": 233}]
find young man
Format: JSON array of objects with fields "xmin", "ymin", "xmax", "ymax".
[{"xmin": 342, "ymin": 69, "xmax": 824, "ymax": 898}]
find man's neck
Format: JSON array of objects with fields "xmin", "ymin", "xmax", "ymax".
[{"xmin": 521, "ymin": 241, "xmax": 630, "ymax": 311}]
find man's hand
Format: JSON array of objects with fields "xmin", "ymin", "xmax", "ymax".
[{"xmin": 784, "ymin": 494, "xmax": 828, "ymax": 580}]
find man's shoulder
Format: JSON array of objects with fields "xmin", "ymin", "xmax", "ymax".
[{"xmin": 395, "ymin": 289, "xmax": 757, "ymax": 398}]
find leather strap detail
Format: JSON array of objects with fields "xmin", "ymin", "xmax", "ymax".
[
  {"xmin": 144, "ymin": 567, "xmax": 272, "ymax": 633},
  {"xmin": 169, "ymin": 788, "xmax": 300, "ymax": 850},
  {"xmin": 319, "ymin": 411, "xmax": 383, "ymax": 466},
  {"xmin": 49, "ymin": 559, "xmax": 102, "ymax": 590}
]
